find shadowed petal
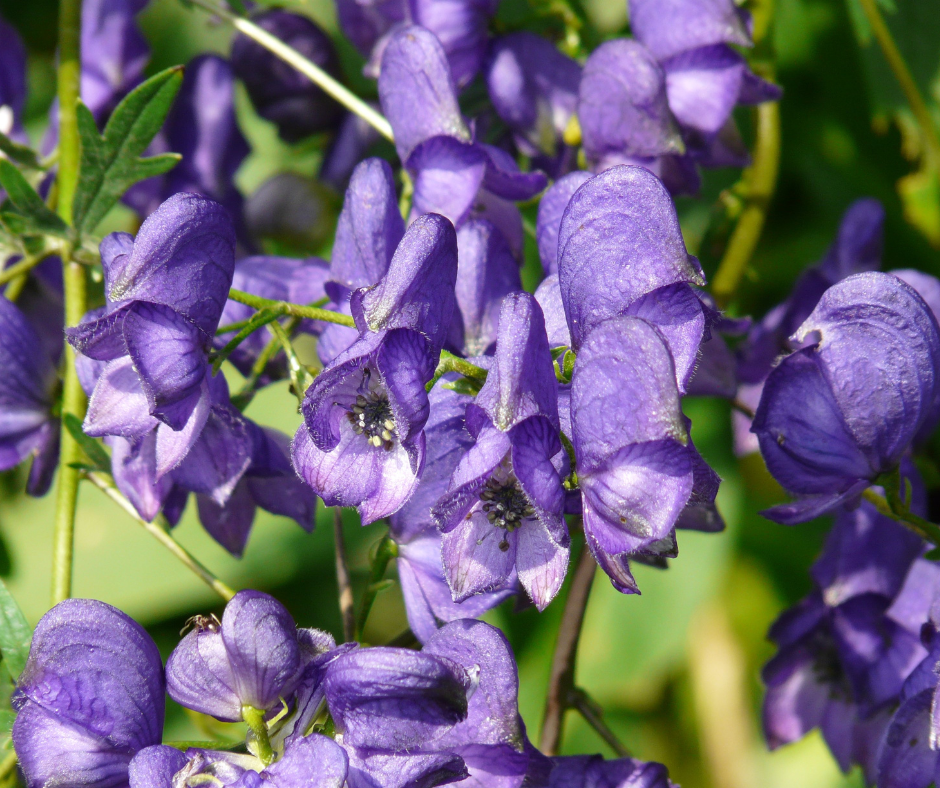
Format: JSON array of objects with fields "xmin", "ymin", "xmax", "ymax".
[{"xmin": 442, "ymin": 510, "xmax": 517, "ymax": 601}]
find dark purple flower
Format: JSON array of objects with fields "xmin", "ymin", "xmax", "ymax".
[
  {"xmin": 570, "ymin": 316, "xmax": 695, "ymax": 576},
  {"xmin": 293, "ymin": 213, "xmax": 458, "ymax": 523},
  {"xmin": 556, "ymin": 165, "xmax": 706, "ymax": 391},
  {"xmin": 485, "ymin": 31, "xmax": 580, "ymax": 160},
  {"xmin": 628, "ymin": 0, "xmax": 752, "ymax": 62},
  {"xmin": 12, "ymin": 599, "xmax": 165, "ymax": 788},
  {"xmin": 319, "ymin": 111, "xmax": 383, "ymax": 192},
  {"xmin": 535, "ymin": 171, "xmax": 591, "ymax": 278},
  {"xmin": 753, "ymin": 272, "xmax": 940, "ymax": 524},
  {"xmin": 0, "ymin": 296, "xmax": 60, "ymax": 496},
  {"xmin": 0, "ymin": 13, "xmax": 28, "ymax": 143},
  {"xmin": 335, "ymin": 0, "xmax": 406, "ymax": 65},
  {"xmin": 548, "ymin": 754, "xmax": 677, "ymax": 787},
  {"xmin": 390, "ymin": 385, "xmax": 515, "ymax": 643},
  {"xmin": 434, "ymin": 293, "xmax": 568, "ymax": 611},
  {"xmin": 410, "ymin": 0, "xmax": 498, "ymax": 88},
  {"xmin": 67, "ymin": 193, "xmax": 236, "ymax": 449},
  {"xmin": 232, "ymin": 10, "xmax": 344, "ymax": 142}
]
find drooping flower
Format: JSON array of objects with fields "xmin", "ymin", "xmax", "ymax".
[
  {"xmin": 535, "ymin": 171, "xmax": 591, "ymax": 278},
  {"xmin": 292, "ymin": 212, "xmax": 458, "ymax": 523},
  {"xmin": 627, "ymin": 0, "xmax": 752, "ymax": 62},
  {"xmin": 547, "ymin": 754, "xmax": 678, "ymax": 787},
  {"xmin": 434, "ymin": 292, "xmax": 569, "ymax": 611},
  {"xmin": 231, "ymin": 10, "xmax": 345, "ymax": 143},
  {"xmin": 752, "ymin": 272, "xmax": 940, "ymax": 523},
  {"xmin": 12, "ymin": 599, "xmax": 165, "ymax": 788},
  {"xmin": 0, "ymin": 296, "xmax": 60, "ymax": 496}
]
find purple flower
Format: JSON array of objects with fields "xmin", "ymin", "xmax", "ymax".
[
  {"xmin": 535, "ymin": 171, "xmax": 591, "ymax": 278},
  {"xmin": 570, "ymin": 316, "xmax": 695, "ymax": 585},
  {"xmin": 390, "ymin": 385, "xmax": 515, "ymax": 643},
  {"xmin": 753, "ymin": 272, "xmax": 940, "ymax": 524},
  {"xmin": 548, "ymin": 754, "xmax": 677, "ymax": 787},
  {"xmin": 0, "ymin": 296, "xmax": 60, "ymax": 496},
  {"xmin": 628, "ymin": 0, "xmax": 752, "ymax": 62},
  {"xmin": 67, "ymin": 193, "xmax": 236, "ymax": 449},
  {"xmin": 319, "ymin": 111, "xmax": 384, "ymax": 192},
  {"xmin": 12, "ymin": 599, "xmax": 165, "ymax": 788},
  {"xmin": 434, "ymin": 292, "xmax": 569, "ymax": 611},
  {"xmin": 485, "ymin": 33, "xmax": 581, "ymax": 160},
  {"xmin": 215, "ymin": 255, "xmax": 331, "ymax": 380},
  {"xmin": 556, "ymin": 165, "xmax": 706, "ymax": 391},
  {"xmin": 293, "ymin": 213, "xmax": 458, "ymax": 523},
  {"xmin": 231, "ymin": 10, "xmax": 344, "ymax": 142},
  {"xmin": 0, "ymin": 13, "xmax": 27, "ymax": 143}
]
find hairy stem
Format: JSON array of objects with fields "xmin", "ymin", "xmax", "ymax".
[
  {"xmin": 333, "ymin": 508, "xmax": 356, "ymax": 643},
  {"xmin": 711, "ymin": 96, "xmax": 781, "ymax": 308},
  {"xmin": 862, "ymin": 488, "xmax": 940, "ymax": 547},
  {"xmin": 85, "ymin": 471, "xmax": 237, "ymax": 601},
  {"xmin": 228, "ymin": 289, "xmax": 356, "ymax": 327},
  {"xmin": 856, "ymin": 0, "xmax": 940, "ymax": 166},
  {"xmin": 186, "ymin": 0, "xmax": 394, "ymax": 142},
  {"xmin": 426, "ymin": 350, "xmax": 488, "ymax": 392},
  {"xmin": 51, "ymin": 0, "xmax": 87, "ymax": 605},
  {"xmin": 242, "ymin": 706, "xmax": 274, "ymax": 766},
  {"xmin": 540, "ymin": 542, "xmax": 596, "ymax": 755}
]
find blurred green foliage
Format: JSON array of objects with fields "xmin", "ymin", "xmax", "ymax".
[{"xmin": 2, "ymin": 0, "xmax": 940, "ymax": 786}]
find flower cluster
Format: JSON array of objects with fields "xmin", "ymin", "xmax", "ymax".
[{"xmin": 11, "ymin": 595, "xmax": 677, "ymax": 788}]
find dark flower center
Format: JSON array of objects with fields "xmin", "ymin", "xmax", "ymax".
[
  {"xmin": 349, "ymin": 391, "xmax": 396, "ymax": 450},
  {"xmin": 480, "ymin": 476, "xmax": 534, "ymax": 535},
  {"xmin": 809, "ymin": 629, "xmax": 852, "ymax": 701}
]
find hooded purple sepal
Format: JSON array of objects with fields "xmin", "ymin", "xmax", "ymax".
[
  {"xmin": 12, "ymin": 599, "xmax": 165, "ymax": 788},
  {"xmin": 323, "ymin": 646, "xmax": 471, "ymax": 751},
  {"xmin": 165, "ymin": 590, "xmax": 300, "ymax": 722},
  {"xmin": 536, "ymin": 171, "xmax": 592, "ymax": 277},
  {"xmin": 572, "ymin": 316, "xmax": 694, "ymax": 565},
  {"xmin": 548, "ymin": 754, "xmax": 678, "ymax": 787},
  {"xmin": 628, "ymin": 0, "xmax": 752, "ymax": 62},
  {"xmin": 344, "ymin": 748, "xmax": 468, "ymax": 788},
  {"xmin": 410, "ymin": 0, "xmax": 498, "ymax": 89},
  {"xmin": 378, "ymin": 25, "xmax": 470, "ymax": 162},
  {"xmin": 557, "ymin": 165, "xmax": 704, "ymax": 354}
]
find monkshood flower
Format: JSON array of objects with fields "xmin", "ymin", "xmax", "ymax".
[
  {"xmin": 753, "ymin": 272, "xmax": 940, "ymax": 524},
  {"xmin": 484, "ymin": 32, "xmax": 581, "ymax": 161},
  {"xmin": 390, "ymin": 384, "xmax": 515, "ymax": 643},
  {"xmin": 129, "ymin": 736, "xmax": 348, "ymax": 788},
  {"xmin": 292, "ymin": 213, "xmax": 458, "ymax": 523},
  {"xmin": 433, "ymin": 293, "xmax": 568, "ymax": 611},
  {"xmin": 231, "ymin": 10, "xmax": 344, "ymax": 142},
  {"xmin": 215, "ymin": 255, "xmax": 331, "ymax": 380},
  {"xmin": 338, "ymin": 0, "xmax": 497, "ymax": 88},
  {"xmin": 126, "ymin": 56, "xmax": 249, "ymax": 239},
  {"xmin": 548, "ymin": 754, "xmax": 677, "ymax": 787},
  {"xmin": 0, "ymin": 13, "xmax": 27, "ymax": 143},
  {"xmin": 12, "ymin": 599, "xmax": 165, "ymax": 788},
  {"xmin": 0, "ymin": 296, "xmax": 60, "ymax": 496},
  {"xmin": 378, "ymin": 26, "xmax": 547, "ymax": 237},
  {"xmin": 535, "ymin": 171, "xmax": 591, "ymax": 278},
  {"xmin": 319, "ymin": 111, "xmax": 383, "ymax": 192},
  {"xmin": 66, "ymin": 193, "xmax": 236, "ymax": 459},
  {"xmin": 556, "ymin": 165, "xmax": 706, "ymax": 392},
  {"xmin": 628, "ymin": 0, "xmax": 751, "ymax": 62},
  {"xmin": 570, "ymin": 316, "xmax": 695, "ymax": 586}
]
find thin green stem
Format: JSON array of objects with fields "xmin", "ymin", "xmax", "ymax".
[
  {"xmin": 186, "ymin": 0, "xmax": 394, "ymax": 142},
  {"xmin": 228, "ymin": 289, "xmax": 356, "ymax": 327},
  {"xmin": 862, "ymin": 488, "xmax": 940, "ymax": 547},
  {"xmin": 355, "ymin": 535, "xmax": 398, "ymax": 641},
  {"xmin": 213, "ymin": 307, "xmax": 286, "ymax": 372},
  {"xmin": 426, "ymin": 350, "xmax": 488, "ymax": 392},
  {"xmin": 333, "ymin": 508, "xmax": 356, "ymax": 643},
  {"xmin": 242, "ymin": 706, "xmax": 274, "ymax": 766},
  {"xmin": 569, "ymin": 688, "xmax": 630, "ymax": 758},
  {"xmin": 711, "ymin": 97, "xmax": 781, "ymax": 308},
  {"xmin": 0, "ymin": 253, "xmax": 49, "ymax": 287},
  {"xmin": 856, "ymin": 0, "xmax": 940, "ymax": 166},
  {"xmin": 51, "ymin": 0, "xmax": 87, "ymax": 606},
  {"xmin": 84, "ymin": 471, "xmax": 237, "ymax": 601},
  {"xmin": 233, "ymin": 317, "xmax": 302, "ymax": 409},
  {"xmin": 269, "ymin": 320, "xmax": 314, "ymax": 404}
]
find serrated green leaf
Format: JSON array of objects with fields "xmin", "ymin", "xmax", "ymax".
[
  {"xmin": 72, "ymin": 66, "xmax": 184, "ymax": 234},
  {"xmin": 0, "ymin": 160, "xmax": 70, "ymax": 239},
  {"xmin": 63, "ymin": 413, "xmax": 111, "ymax": 473},
  {"xmin": 0, "ymin": 133, "xmax": 43, "ymax": 170},
  {"xmin": 0, "ymin": 578, "xmax": 31, "ymax": 681}
]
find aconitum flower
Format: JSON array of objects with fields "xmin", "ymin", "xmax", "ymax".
[
  {"xmin": 484, "ymin": 32, "xmax": 581, "ymax": 160},
  {"xmin": 231, "ymin": 10, "xmax": 344, "ymax": 142},
  {"xmin": 627, "ymin": 0, "xmax": 751, "ymax": 62},
  {"xmin": 292, "ymin": 213, "xmax": 458, "ymax": 523},
  {"xmin": 570, "ymin": 316, "xmax": 694, "ymax": 586},
  {"xmin": 67, "ymin": 193, "xmax": 236, "ymax": 462},
  {"xmin": 753, "ymin": 272, "xmax": 940, "ymax": 523},
  {"xmin": 378, "ymin": 26, "xmax": 546, "ymax": 235},
  {"xmin": 548, "ymin": 755, "xmax": 678, "ymax": 787},
  {"xmin": 536, "ymin": 171, "xmax": 591, "ymax": 277},
  {"xmin": 0, "ymin": 296, "xmax": 60, "ymax": 496},
  {"xmin": 0, "ymin": 13, "xmax": 27, "ymax": 143},
  {"xmin": 12, "ymin": 599, "xmax": 165, "ymax": 788},
  {"xmin": 434, "ymin": 292, "xmax": 569, "ymax": 611}
]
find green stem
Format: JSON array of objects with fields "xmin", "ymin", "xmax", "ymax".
[
  {"xmin": 51, "ymin": 0, "xmax": 87, "ymax": 606},
  {"xmin": 0, "ymin": 253, "xmax": 49, "ymax": 287},
  {"xmin": 242, "ymin": 706, "xmax": 274, "ymax": 766},
  {"xmin": 426, "ymin": 350, "xmax": 488, "ymax": 392},
  {"xmin": 228, "ymin": 289, "xmax": 356, "ymax": 327},
  {"xmin": 710, "ymin": 96, "xmax": 781, "ymax": 308},
  {"xmin": 85, "ymin": 471, "xmax": 237, "ymax": 601},
  {"xmin": 862, "ymin": 488, "xmax": 940, "ymax": 547},
  {"xmin": 233, "ymin": 316, "xmax": 302, "ymax": 410},
  {"xmin": 0, "ymin": 752, "xmax": 17, "ymax": 784},
  {"xmin": 856, "ymin": 0, "xmax": 940, "ymax": 167},
  {"xmin": 186, "ymin": 0, "xmax": 394, "ymax": 142},
  {"xmin": 355, "ymin": 535, "xmax": 398, "ymax": 641}
]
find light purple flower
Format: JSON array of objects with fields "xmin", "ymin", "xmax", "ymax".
[{"xmin": 0, "ymin": 13, "xmax": 28, "ymax": 143}]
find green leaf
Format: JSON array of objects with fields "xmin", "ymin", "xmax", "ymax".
[
  {"xmin": 72, "ymin": 66, "xmax": 184, "ymax": 234},
  {"xmin": 0, "ymin": 578, "xmax": 31, "ymax": 681},
  {"xmin": 0, "ymin": 133, "xmax": 43, "ymax": 171},
  {"xmin": 0, "ymin": 709, "xmax": 14, "ymax": 739},
  {"xmin": 0, "ymin": 160, "xmax": 70, "ymax": 239},
  {"xmin": 63, "ymin": 413, "xmax": 111, "ymax": 473}
]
